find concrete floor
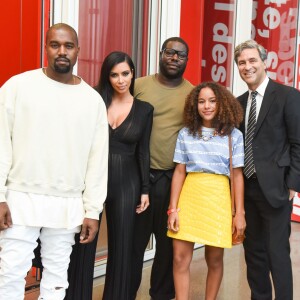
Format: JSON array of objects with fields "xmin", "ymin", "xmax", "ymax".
[
  {"xmin": 25, "ymin": 221, "xmax": 300, "ymax": 299},
  {"xmin": 92, "ymin": 244, "xmax": 249, "ymax": 300}
]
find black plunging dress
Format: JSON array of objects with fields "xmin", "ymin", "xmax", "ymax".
[{"xmin": 65, "ymin": 99, "xmax": 153, "ymax": 300}]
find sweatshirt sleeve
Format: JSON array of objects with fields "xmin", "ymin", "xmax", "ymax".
[
  {"xmin": 82, "ymin": 99, "xmax": 109, "ymax": 219},
  {"xmin": 0, "ymin": 78, "xmax": 15, "ymax": 202}
]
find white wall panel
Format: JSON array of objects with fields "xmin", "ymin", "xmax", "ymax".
[
  {"xmin": 148, "ymin": 0, "xmax": 181, "ymax": 74},
  {"xmin": 232, "ymin": 0, "xmax": 253, "ymax": 96}
]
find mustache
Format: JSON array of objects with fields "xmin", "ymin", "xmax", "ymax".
[
  {"xmin": 55, "ymin": 57, "xmax": 71, "ymax": 63},
  {"xmin": 167, "ymin": 63, "xmax": 180, "ymax": 69}
]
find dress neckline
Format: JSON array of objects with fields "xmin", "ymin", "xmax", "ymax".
[{"xmin": 109, "ymin": 99, "xmax": 135, "ymax": 131}]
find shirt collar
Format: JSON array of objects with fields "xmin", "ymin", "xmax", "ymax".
[{"xmin": 248, "ymin": 76, "xmax": 269, "ymax": 98}]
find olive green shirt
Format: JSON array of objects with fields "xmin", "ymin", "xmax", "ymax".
[{"xmin": 134, "ymin": 74, "xmax": 194, "ymax": 170}]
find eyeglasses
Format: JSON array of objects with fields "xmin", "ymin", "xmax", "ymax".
[{"xmin": 162, "ymin": 48, "xmax": 188, "ymax": 60}]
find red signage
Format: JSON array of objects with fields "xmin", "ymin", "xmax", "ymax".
[
  {"xmin": 252, "ymin": 0, "xmax": 299, "ymax": 87},
  {"xmin": 201, "ymin": 0, "xmax": 235, "ymax": 88}
]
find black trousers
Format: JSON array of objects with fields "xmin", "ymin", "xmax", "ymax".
[
  {"xmin": 130, "ymin": 169, "xmax": 175, "ymax": 300},
  {"xmin": 64, "ymin": 214, "xmax": 102, "ymax": 300},
  {"xmin": 243, "ymin": 177, "xmax": 293, "ymax": 300}
]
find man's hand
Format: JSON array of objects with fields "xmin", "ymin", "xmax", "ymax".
[
  {"xmin": 289, "ymin": 189, "xmax": 296, "ymax": 201},
  {"xmin": 0, "ymin": 202, "xmax": 12, "ymax": 231},
  {"xmin": 79, "ymin": 218, "xmax": 99, "ymax": 244}
]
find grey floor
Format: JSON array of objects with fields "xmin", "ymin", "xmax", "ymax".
[{"xmin": 25, "ymin": 222, "xmax": 300, "ymax": 299}]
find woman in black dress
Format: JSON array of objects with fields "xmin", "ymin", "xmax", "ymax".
[{"xmin": 65, "ymin": 52, "xmax": 153, "ymax": 300}]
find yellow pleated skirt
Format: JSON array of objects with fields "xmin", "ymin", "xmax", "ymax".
[{"xmin": 167, "ymin": 173, "xmax": 232, "ymax": 248}]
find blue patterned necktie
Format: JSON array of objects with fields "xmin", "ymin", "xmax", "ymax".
[{"xmin": 244, "ymin": 91, "xmax": 258, "ymax": 178}]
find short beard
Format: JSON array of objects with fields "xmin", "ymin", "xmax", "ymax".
[
  {"xmin": 54, "ymin": 64, "xmax": 71, "ymax": 73},
  {"xmin": 159, "ymin": 60, "xmax": 186, "ymax": 79}
]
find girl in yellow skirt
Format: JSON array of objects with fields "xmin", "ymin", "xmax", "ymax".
[{"xmin": 167, "ymin": 82, "xmax": 246, "ymax": 300}]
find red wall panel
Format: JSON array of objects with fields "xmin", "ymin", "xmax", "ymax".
[
  {"xmin": 180, "ymin": 0, "xmax": 205, "ymax": 86},
  {"xmin": 77, "ymin": 0, "xmax": 135, "ymax": 86},
  {"xmin": 0, "ymin": 0, "xmax": 46, "ymax": 86},
  {"xmin": 21, "ymin": 0, "xmax": 43, "ymax": 71},
  {"xmin": 0, "ymin": 0, "xmax": 22, "ymax": 85}
]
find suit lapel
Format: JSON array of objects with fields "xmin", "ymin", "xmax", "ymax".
[
  {"xmin": 239, "ymin": 91, "xmax": 249, "ymax": 135},
  {"xmin": 254, "ymin": 79, "xmax": 276, "ymax": 137}
]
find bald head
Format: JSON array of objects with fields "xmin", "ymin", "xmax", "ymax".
[{"xmin": 46, "ymin": 23, "xmax": 78, "ymax": 46}]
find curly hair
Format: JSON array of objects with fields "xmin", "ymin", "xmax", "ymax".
[{"xmin": 183, "ymin": 82, "xmax": 243, "ymax": 137}]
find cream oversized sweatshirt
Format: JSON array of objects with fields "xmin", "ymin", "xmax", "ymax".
[{"xmin": 0, "ymin": 69, "xmax": 108, "ymax": 220}]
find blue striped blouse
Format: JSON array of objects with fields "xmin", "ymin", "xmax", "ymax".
[{"xmin": 173, "ymin": 127, "xmax": 244, "ymax": 177}]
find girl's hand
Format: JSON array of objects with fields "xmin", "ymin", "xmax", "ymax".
[
  {"xmin": 232, "ymin": 213, "xmax": 246, "ymax": 236},
  {"xmin": 136, "ymin": 194, "xmax": 149, "ymax": 214},
  {"xmin": 168, "ymin": 209, "xmax": 180, "ymax": 232}
]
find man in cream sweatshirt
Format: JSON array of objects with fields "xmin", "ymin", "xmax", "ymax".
[{"xmin": 0, "ymin": 23, "xmax": 108, "ymax": 300}]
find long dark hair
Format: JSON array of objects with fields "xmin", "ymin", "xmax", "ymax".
[{"xmin": 95, "ymin": 51, "xmax": 136, "ymax": 108}]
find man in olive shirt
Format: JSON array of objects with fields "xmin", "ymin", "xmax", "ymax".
[{"xmin": 131, "ymin": 37, "xmax": 193, "ymax": 300}]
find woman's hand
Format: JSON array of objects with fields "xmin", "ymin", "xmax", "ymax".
[
  {"xmin": 232, "ymin": 213, "xmax": 246, "ymax": 237},
  {"xmin": 136, "ymin": 194, "xmax": 150, "ymax": 214},
  {"xmin": 168, "ymin": 210, "xmax": 180, "ymax": 232}
]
